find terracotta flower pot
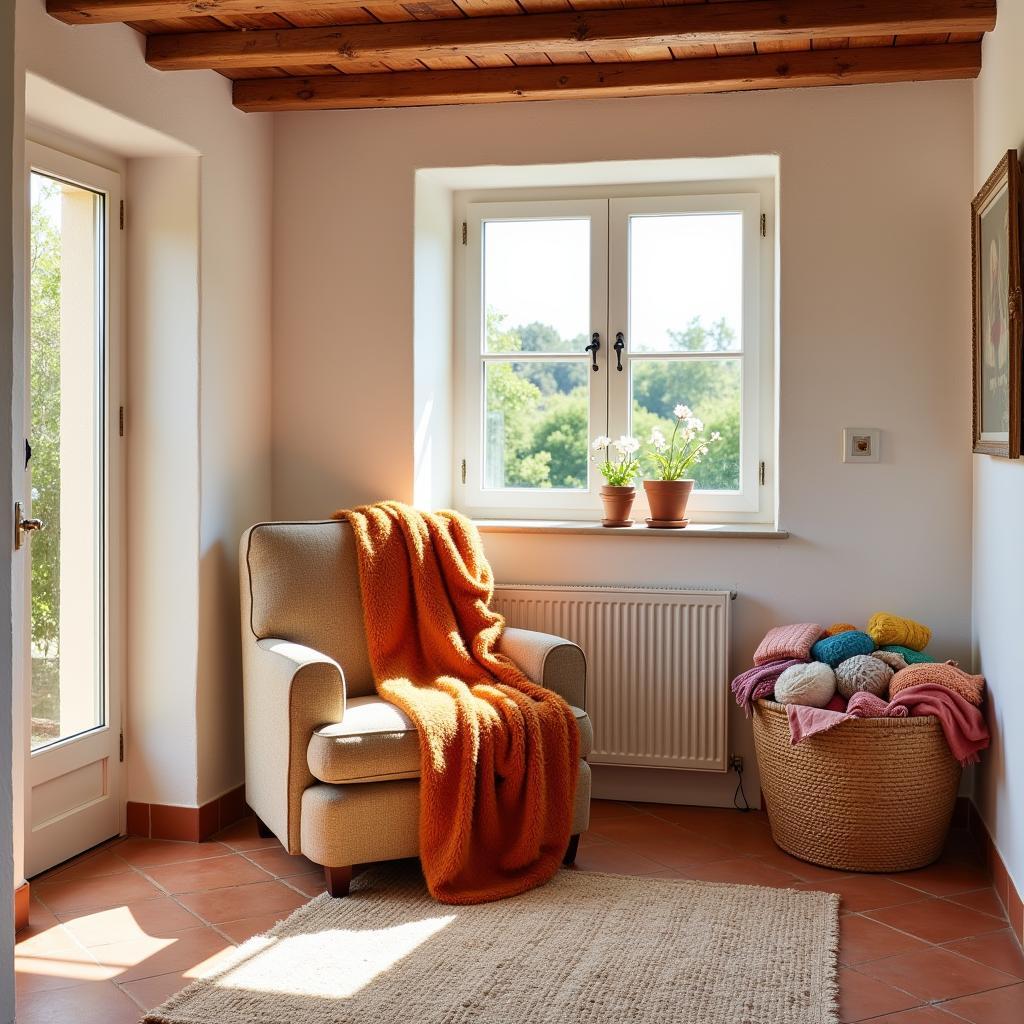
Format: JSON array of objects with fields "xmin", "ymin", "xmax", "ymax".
[
  {"xmin": 600, "ymin": 485, "xmax": 636, "ymax": 527},
  {"xmin": 643, "ymin": 479, "xmax": 694, "ymax": 527}
]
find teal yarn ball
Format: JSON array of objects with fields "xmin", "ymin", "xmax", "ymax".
[
  {"xmin": 880, "ymin": 644, "xmax": 934, "ymax": 664},
  {"xmin": 810, "ymin": 630, "xmax": 876, "ymax": 667}
]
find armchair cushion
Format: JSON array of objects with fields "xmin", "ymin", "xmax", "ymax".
[{"xmin": 307, "ymin": 695, "xmax": 593, "ymax": 786}]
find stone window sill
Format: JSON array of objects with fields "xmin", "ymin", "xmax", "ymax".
[{"xmin": 473, "ymin": 519, "xmax": 789, "ymax": 539}]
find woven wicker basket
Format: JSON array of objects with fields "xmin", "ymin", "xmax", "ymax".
[{"xmin": 752, "ymin": 699, "xmax": 962, "ymax": 872}]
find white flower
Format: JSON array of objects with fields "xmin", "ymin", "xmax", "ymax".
[
  {"xmin": 592, "ymin": 435, "xmax": 611, "ymax": 451},
  {"xmin": 673, "ymin": 404, "xmax": 692, "ymax": 420},
  {"xmin": 710, "ymin": 431, "xmax": 721, "ymax": 442},
  {"xmin": 649, "ymin": 428, "xmax": 668, "ymax": 453},
  {"xmin": 686, "ymin": 416, "xmax": 704, "ymax": 433},
  {"xmin": 613, "ymin": 434, "xmax": 640, "ymax": 456}
]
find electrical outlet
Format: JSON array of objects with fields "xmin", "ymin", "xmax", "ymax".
[{"xmin": 728, "ymin": 755, "xmax": 744, "ymax": 772}]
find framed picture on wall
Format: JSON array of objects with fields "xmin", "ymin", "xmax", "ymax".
[{"xmin": 972, "ymin": 150, "xmax": 1023, "ymax": 458}]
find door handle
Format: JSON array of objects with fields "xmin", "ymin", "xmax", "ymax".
[
  {"xmin": 614, "ymin": 332, "xmax": 625, "ymax": 371},
  {"xmin": 585, "ymin": 332, "xmax": 601, "ymax": 372},
  {"xmin": 14, "ymin": 501, "xmax": 44, "ymax": 550}
]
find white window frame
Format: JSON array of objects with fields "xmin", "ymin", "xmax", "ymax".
[{"xmin": 455, "ymin": 184, "xmax": 775, "ymax": 524}]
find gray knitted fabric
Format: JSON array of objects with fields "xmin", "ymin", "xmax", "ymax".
[{"xmin": 836, "ymin": 654, "xmax": 893, "ymax": 698}]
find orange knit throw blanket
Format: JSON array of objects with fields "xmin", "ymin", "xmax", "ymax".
[{"xmin": 333, "ymin": 501, "xmax": 579, "ymax": 905}]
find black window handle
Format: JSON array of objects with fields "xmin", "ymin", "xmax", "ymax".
[
  {"xmin": 614, "ymin": 332, "xmax": 625, "ymax": 371},
  {"xmin": 585, "ymin": 332, "xmax": 601, "ymax": 372}
]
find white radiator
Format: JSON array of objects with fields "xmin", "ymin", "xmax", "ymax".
[{"xmin": 493, "ymin": 584, "xmax": 733, "ymax": 773}]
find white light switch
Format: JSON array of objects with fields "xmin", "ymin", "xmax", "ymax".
[{"xmin": 843, "ymin": 427, "xmax": 880, "ymax": 463}]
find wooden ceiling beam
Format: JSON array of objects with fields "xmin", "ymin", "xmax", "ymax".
[
  {"xmin": 232, "ymin": 41, "xmax": 982, "ymax": 111},
  {"xmin": 46, "ymin": 0, "xmax": 372, "ymax": 24},
  {"xmin": 147, "ymin": 0, "xmax": 996, "ymax": 72}
]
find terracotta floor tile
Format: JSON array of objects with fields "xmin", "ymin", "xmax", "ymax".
[
  {"xmin": 24, "ymin": 895, "xmax": 59, "ymax": 932},
  {"xmin": 866, "ymin": 899, "xmax": 1006, "ymax": 945},
  {"xmin": 939, "ymin": 981, "xmax": 1024, "ymax": 1023},
  {"xmin": 242, "ymin": 846, "xmax": 321, "ymax": 879},
  {"xmin": 838, "ymin": 966, "xmax": 922, "ymax": 1022},
  {"xmin": 284, "ymin": 872, "xmax": 328, "ymax": 898},
  {"xmin": 17, "ymin": 979, "xmax": 141, "ymax": 1024},
  {"xmin": 944, "ymin": 930, "xmax": 1024, "ymax": 980},
  {"xmin": 863, "ymin": 1008, "xmax": 960, "ymax": 1023},
  {"xmin": 682, "ymin": 857, "xmax": 802, "ymax": 889},
  {"xmin": 143, "ymin": 852, "xmax": 272, "ymax": 894},
  {"xmin": 89, "ymin": 925, "xmax": 234, "ymax": 983},
  {"xmin": 114, "ymin": 836, "xmax": 232, "ymax": 868},
  {"xmin": 948, "ymin": 889, "xmax": 1009, "ymax": 919},
  {"xmin": 40, "ymin": 848, "xmax": 133, "ymax": 884},
  {"xmin": 120, "ymin": 968, "xmax": 200, "ymax": 1010},
  {"xmin": 57, "ymin": 897, "xmax": 205, "ymax": 948},
  {"xmin": 213, "ymin": 816, "xmax": 285, "ymax": 851},
  {"xmin": 33, "ymin": 870, "xmax": 162, "ymax": 915},
  {"xmin": 856, "ymin": 946, "xmax": 1019, "ymax": 1003},
  {"xmin": 15, "ymin": 921, "xmax": 77, "ymax": 957},
  {"xmin": 216, "ymin": 911, "xmax": 295, "ymax": 943},
  {"xmin": 895, "ymin": 860, "xmax": 995, "ymax": 898},
  {"xmin": 176, "ymin": 879, "xmax": 307, "ymax": 924},
  {"xmin": 840, "ymin": 913, "xmax": 931, "ymax": 965},
  {"xmin": 613, "ymin": 831, "xmax": 738, "ymax": 869},
  {"xmin": 752, "ymin": 847, "xmax": 856, "ymax": 883},
  {"xmin": 587, "ymin": 799, "xmax": 651, "ymax": 822},
  {"xmin": 795, "ymin": 875, "xmax": 927, "ymax": 914},
  {"xmin": 14, "ymin": 946, "xmax": 117, "ymax": 996},
  {"xmin": 572, "ymin": 841, "xmax": 670, "ymax": 877}
]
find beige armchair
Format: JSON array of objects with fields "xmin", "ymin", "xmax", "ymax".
[{"xmin": 239, "ymin": 520, "xmax": 593, "ymax": 896}]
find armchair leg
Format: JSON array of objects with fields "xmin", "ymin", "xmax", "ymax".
[
  {"xmin": 255, "ymin": 817, "xmax": 274, "ymax": 839},
  {"xmin": 324, "ymin": 865, "xmax": 352, "ymax": 898},
  {"xmin": 563, "ymin": 834, "xmax": 580, "ymax": 867}
]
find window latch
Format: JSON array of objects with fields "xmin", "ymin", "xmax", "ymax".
[
  {"xmin": 614, "ymin": 332, "xmax": 625, "ymax": 372},
  {"xmin": 585, "ymin": 332, "xmax": 601, "ymax": 372}
]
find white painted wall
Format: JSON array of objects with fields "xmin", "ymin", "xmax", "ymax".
[
  {"xmin": 273, "ymin": 81, "xmax": 974, "ymax": 805},
  {"xmin": 1, "ymin": 1, "xmax": 17, "ymax": 1016},
  {"xmin": 972, "ymin": 3, "xmax": 1024, "ymax": 899},
  {"xmin": 14, "ymin": 0, "xmax": 274, "ymax": 819}
]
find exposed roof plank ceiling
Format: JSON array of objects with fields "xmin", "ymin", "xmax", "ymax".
[{"xmin": 47, "ymin": 0, "xmax": 997, "ymax": 110}]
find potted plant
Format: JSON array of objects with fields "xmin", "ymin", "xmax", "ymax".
[
  {"xmin": 643, "ymin": 406, "xmax": 721, "ymax": 527},
  {"xmin": 592, "ymin": 434, "xmax": 641, "ymax": 527}
]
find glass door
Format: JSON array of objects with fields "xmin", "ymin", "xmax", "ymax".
[{"xmin": 21, "ymin": 143, "xmax": 124, "ymax": 877}]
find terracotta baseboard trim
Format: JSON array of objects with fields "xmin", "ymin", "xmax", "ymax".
[
  {"xmin": 965, "ymin": 797, "xmax": 1024, "ymax": 948},
  {"xmin": 14, "ymin": 881, "xmax": 30, "ymax": 934},
  {"xmin": 126, "ymin": 784, "xmax": 247, "ymax": 843}
]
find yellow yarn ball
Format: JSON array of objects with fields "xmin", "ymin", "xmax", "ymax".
[
  {"xmin": 825, "ymin": 623, "xmax": 857, "ymax": 637},
  {"xmin": 866, "ymin": 612, "xmax": 931, "ymax": 653}
]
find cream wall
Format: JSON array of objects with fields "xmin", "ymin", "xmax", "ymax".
[
  {"xmin": 273, "ymin": 81, "xmax": 974, "ymax": 805},
  {"xmin": 14, "ymin": 0, "xmax": 274, "ymax": 815},
  {"xmin": 972, "ymin": 3, "xmax": 1024, "ymax": 898}
]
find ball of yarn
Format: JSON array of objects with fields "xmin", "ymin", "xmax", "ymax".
[
  {"xmin": 867, "ymin": 612, "xmax": 931, "ymax": 652},
  {"xmin": 826, "ymin": 623, "xmax": 857, "ymax": 637},
  {"xmin": 810, "ymin": 630, "xmax": 875, "ymax": 668},
  {"xmin": 774, "ymin": 662, "xmax": 837, "ymax": 708},
  {"xmin": 880, "ymin": 644, "xmax": 934, "ymax": 665},
  {"xmin": 871, "ymin": 650, "xmax": 908, "ymax": 672},
  {"xmin": 835, "ymin": 654, "xmax": 893, "ymax": 698}
]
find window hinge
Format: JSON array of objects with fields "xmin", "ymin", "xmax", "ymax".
[
  {"xmin": 461, "ymin": 458, "xmax": 467, "ymax": 484},
  {"xmin": 118, "ymin": 405, "xmax": 124, "ymax": 437},
  {"xmin": 760, "ymin": 212, "xmax": 766, "ymax": 238},
  {"xmin": 759, "ymin": 461, "xmax": 766, "ymax": 486},
  {"xmin": 119, "ymin": 731, "xmax": 124, "ymax": 763},
  {"xmin": 119, "ymin": 200, "xmax": 125, "ymax": 231},
  {"xmin": 461, "ymin": 221, "xmax": 467, "ymax": 246}
]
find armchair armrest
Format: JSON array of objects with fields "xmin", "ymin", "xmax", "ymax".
[
  {"xmin": 242, "ymin": 637, "xmax": 345, "ymax": 853},
  {"xmin": 498, "ymin": 627, "xmax": 586, "ymax": 709}
]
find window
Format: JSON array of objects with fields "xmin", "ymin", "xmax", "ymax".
[{"xmin": 456, "ymin": 187, "xmax": 774, "ymax": 523}]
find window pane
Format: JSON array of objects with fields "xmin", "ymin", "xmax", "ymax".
[
  {"xmin": 484, "ymin": 360, "xmax": 589, "ymax": 490},
  {"xmin": 629, "ymin": 213, "xmax": 742, "ymax": 353},
  {"xmin": 30, "ymin": 171, "xmax": 105, "ymax": 750},
  {"xmin": 483, "ymin": 219, "xmax": 590, "ymax": 354},
  {"xmin": 632, "ymin": 358, "xmax": 741, "ymax": 492}
]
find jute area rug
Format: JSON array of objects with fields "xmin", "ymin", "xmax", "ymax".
[{"xmin": 145, "ymin": 862, "xmax": 839, "ymax": 1024}]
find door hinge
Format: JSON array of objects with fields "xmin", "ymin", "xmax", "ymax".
[
  {"xmin": 759, "ymin": 461, "xmax": 766, "ymax": 486},
  {"xmin": 760, "ymin": 212, "xmax": 766, "ymax": 238},
  {"xmin": 460, "ymin": 459, "xmax": 467, "ymax": 484},
  {"xmin": 119, "ymin": 200, "xmax": 125, "ymax": 231},
  {"xmin": 119, "ymin": 731, "xmax": 124, "ymax": 762},
  {"xmin": 461, "ymin": 221, "xmax": 467, "ymax": 246},
  {"xmin": 118, "ymin": 406, "xmax": 124, "ymax": 437}
]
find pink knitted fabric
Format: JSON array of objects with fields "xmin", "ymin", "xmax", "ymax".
[
  {"xmin": 753, "ymin": 623, "xmax": 825, "ymax": 666},
  {"xmin": 889, "ymin": 662, "xmax": 985, "ymax": 707},
  {"xmin": 886, "ymin": 683, "xmax": 990, "ymax": 766},
  {"xmin": 846, "ymin": 691, "xmax": 902, "ymax": 718}
]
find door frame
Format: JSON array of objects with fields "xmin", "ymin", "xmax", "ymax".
[{"xmin": 19, "ymin": 141, "xmax": 125, "ymax": 877}]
